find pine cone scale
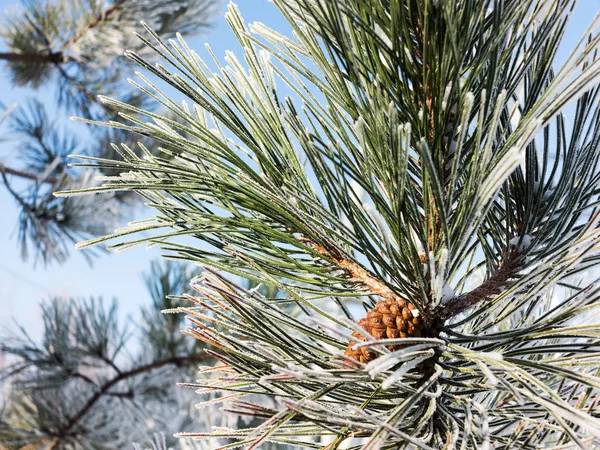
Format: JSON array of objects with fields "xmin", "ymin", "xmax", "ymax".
[{"xmin": 345, "ymin": 297, "xmax": 424, "ymax": 364}]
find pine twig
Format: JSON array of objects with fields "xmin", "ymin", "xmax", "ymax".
[
  {"xmin": 0, "ymin": 162, "xmax": 57, "ymax": 184},
  {"xmin": 0, "ymin": 52, "xmax": 64, "ymax": 64},
  {"xmin": 48, "ymin": 353, "xmax": 210, "ymax": 448},
  {"xmin": 58, "ymin": 4, "xmax": 119, "ymax": 54},
  {"xmin": 437, "ymin": 250, "xmax": 523, "ymax": 321},
  {"xmin": 302, "ymin": 238, "xmax": 402, "ymax": 303}
]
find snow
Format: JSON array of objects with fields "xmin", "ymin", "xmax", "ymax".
[
  {"xmin": 509, "ymin": 234, "xmax": 533, "ymax": 252},
  {"xmin": 440, "ymin": 284, "xmax": 455, "ymax": 305}
]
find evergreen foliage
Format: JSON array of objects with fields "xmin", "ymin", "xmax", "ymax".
[
  {"xmin": 0, "ymin": 0, "xmax": 220, "ymax": 265},
  {"xmin": 0, "ymin": 261, "xmax": 210, "ymax": 449},
  {"xmin": 59, "ymin": 0, "xmax": 600, "ymax": 448},
  {"xmin": 1, "ymin": 0, "xmax": 219, "ymax": 118}
]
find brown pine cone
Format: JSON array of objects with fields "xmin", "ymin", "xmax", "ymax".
[{"xmin": 344, "ymin": 298, "xmax": 423, "ymax": 364}]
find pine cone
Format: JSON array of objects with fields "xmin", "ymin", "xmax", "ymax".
[{"xmin": 345, "ymin": 298, "xmax": 423, "ymax": 364}]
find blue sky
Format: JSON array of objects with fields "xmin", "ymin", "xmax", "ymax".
[{"xmin": 0, "ymin": 0, "xmax": 599, "ymax": 341}]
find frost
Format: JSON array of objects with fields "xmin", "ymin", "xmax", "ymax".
[
  {"xmin": 483, "ymin": 352, "xmax": 504, "ymax": 362},
  {"xmin": 509, "ymin": 234, "xmax": 533, "ymax": 251},
  {"xmin": 190, "ymin": 274, "xmax": 206, "ymax": 286},
  {"xmin": 441, "ymin": 284, "xmax": 455, "ymax": 304},
  {"xmin": 441, "ymin": 83, "xmax": 452, "ymax": 111}
]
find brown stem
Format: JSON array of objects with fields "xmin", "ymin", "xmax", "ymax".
[
  {"xmin": 0, "ymin": 52, "xmax": 64, "ymax": 64},
  {"xmin": 48, "ymin": 353, "xmax": 209, "ymax": 448},
  {"xmin": 59, "ymin": 4, "xmax": 119, "ymax": 54},
  {"xmin": 301, "ymin": 237, "xmax": 400, "ymax": 303},
  {"xmin": 437, "ymin": 251, "xmax": 523, "ymax": 322},
  {"xmin": 0, "ymin": 163, "xmax": 57, "ymax": 184},
  {"xmin": 0, "ymin": 5, "xmax": 118, "ymax": 70}
]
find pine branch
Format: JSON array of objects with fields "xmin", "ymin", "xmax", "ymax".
[
  {"xmin": 0, "ymin": 4, "xmax": 119, "ymax": 66},
  {"xmin": 436, "ymin": 250, "xmax": 523, "ymax": 322},
  {"xmin": 0, "ymin": 162, "xmax": 58, "ymax": 184},
  {"xmin": 48, "ymin": 353, "xmax": 210, "ymax": 448},
  {"xmin": 58, "ymin": 4, "xmax": 119, "ymax": 54},
  {"xmin": 302, "ymin": 238, "xmax": 405, "ymax": 303},
  {"xmin": 50, "ymin": 4, "xmax": 122, "ymax": 116},
  {"xmin": 0, "ymin": 52, "xmax": 64, "ymax": 64},
  {"xmin": 0, "ymin": 0, "xmax": 219, "ymax": 118}
]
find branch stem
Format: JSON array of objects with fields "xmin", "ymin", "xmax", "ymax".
[
  {"xmin": 0, "ymin": 163, "xmax": 57, "ymax": 184},
  {"xmin": 49, "ymin": 353, "xmax": 209, "ymax": 448},
  {"xmin": 0, "ymin": 52, "xmax": 64, "ymax": 64},
  {"xmin": 59, "ymin": 4, "xmax": 118, "ymax": 53},
  {"xmin": 437, "ymin": 251, "xmax": 522, "ymax": 321}
]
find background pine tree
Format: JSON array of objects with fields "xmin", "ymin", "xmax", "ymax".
[
  {"xmin": 0, "ymin": 260, "xmax": 215, "ymax": 449},
  {"xmin": 48, "ymin": 0, "xmax": 600, "ymax": 448},
  {"xmin": 0, "ymin": 1, "xmax": 232, "ymax": 448},
  {"xmin": 0, "ymin": 0, "xmax": 219, "ymax": 265}
]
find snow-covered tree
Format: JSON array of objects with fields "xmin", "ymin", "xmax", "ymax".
[
  {"xmin": 0, "ymin": 261, "xmax": 211, "ymax": 449},
  {"xmin": 59, "ymin": 0, "xmax": 600, "ymax": 448},
  {"xmin": 0, "ymin": 0, "xmax": 219, "ymax": 264}
]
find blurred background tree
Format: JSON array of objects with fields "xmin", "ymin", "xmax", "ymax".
[
  {"xmin": 0, "ymin": 0, "xmax": 219, "ymax": 265},
  {"xmin": 0, "ymin": 261, "xmax": 290, "ymax": 449},
  {"xmin": 0, "ymin": 1, "xmax": 226, "ymax": 448},
  {"xmin": 0, "ymin": 260, "xmax": 218, "ymax": 449}
]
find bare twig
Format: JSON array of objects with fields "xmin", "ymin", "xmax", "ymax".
[
  {"xmin": 0, "ymin": 52, "xmax": 64, "ymax": 64},
  {"xmin": 48, "ymin": 353, "xmax": 210, "ymax": 449},
  {"xmin": 437, "ymin": 251, "xmax": 523, "ymax": 321},
  {"xmin": 0, "ymin": 163, "xmax": 58, "ymax": 184}
]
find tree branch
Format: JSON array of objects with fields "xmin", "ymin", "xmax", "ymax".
[
  {"xmin": 0, "ymin": 4, "xmax": 118, "ymax": 73},
  {"xmin": 0, "ymin": 163, "xmax": 57, "ymax": 184},
  {"xmin": 0, "ymin": 52, "xmax": 64, "ymax": 64},
  {"xmin": 59, "ymin": 4, "xmax": 119, "ymax": 54},
  {"xmin": 437, "ymin": 251, "xmax": 523, "ymax": 321},
  {"xmin": 300, "ymin": 237, "xmax": 402, "ymax": 303},
  {"xmin": 48, "ymin": 353, "xmax": 210, "ymax": 449}
]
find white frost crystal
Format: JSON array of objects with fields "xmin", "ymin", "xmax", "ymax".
[
  {"xmin": 509, "ymin": 234, "xmax": 532, "ymax": 251},
  {"xmin": 441, "ymin": 284, "xmax": 455, "ymax": 304}
]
